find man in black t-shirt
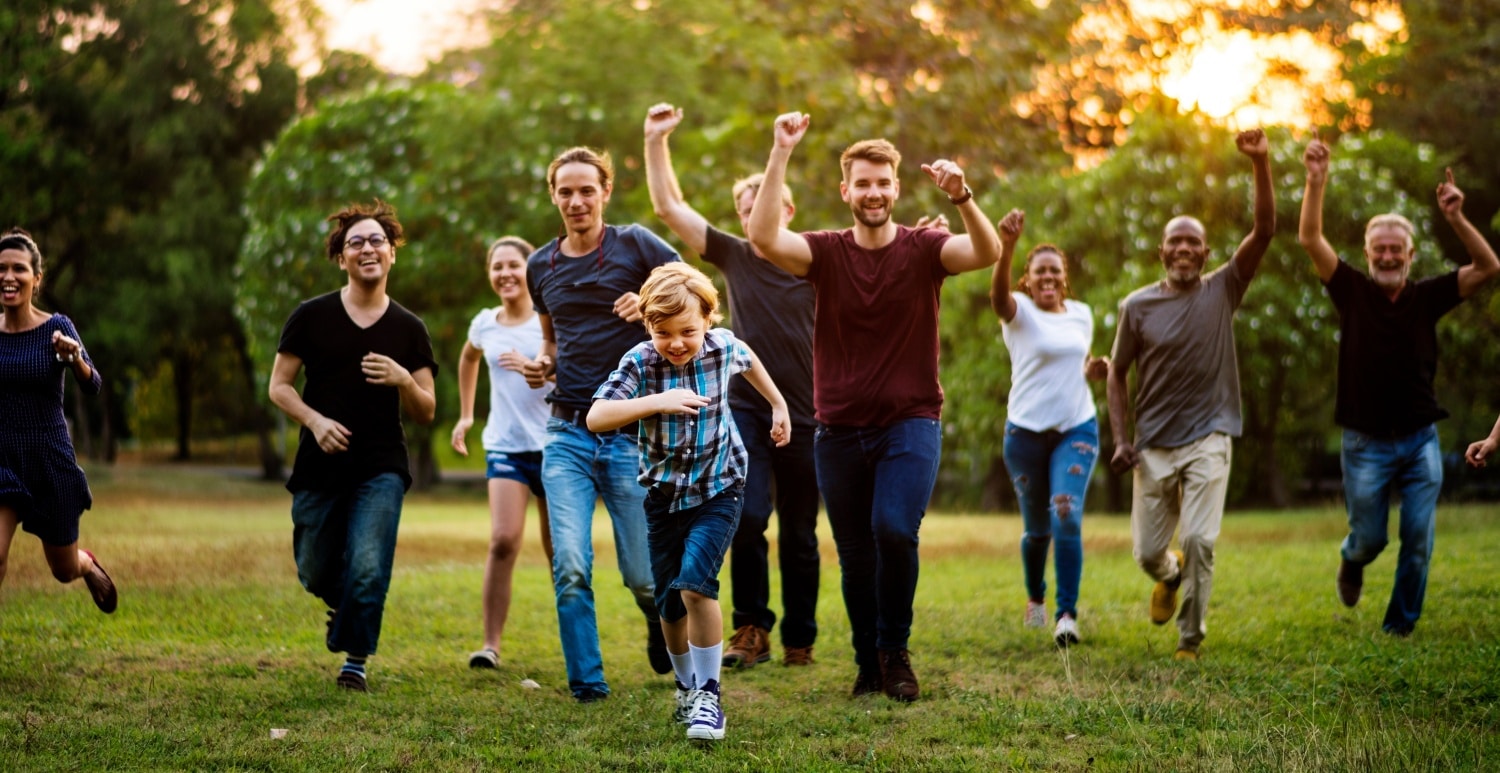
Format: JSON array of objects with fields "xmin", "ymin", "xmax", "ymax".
[
  {"xmin": 1299, "ymin": 139, "xmax": 1499, "ymax": 636},
  {"xmin": 269, "ymin": 200, "xmax": 437, "ymax": 691}
]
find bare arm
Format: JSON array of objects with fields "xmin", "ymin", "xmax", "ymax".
[
  {"xmin": 1229, "ymin": 128, "xmax": 1276, "ymax": 282},
  {"xmin": 925, "ymin": 160, "xmax": 1002, "ymax": 274},
  {"xmin": 1440, "ymin": 168, "xmax": 1500, "ymax": 297},
  {"xmin": 643, "ymin": 104, "xmax": 710, "ymax": 256},
  {"xmin": 746, "ymin": 112, "xmax": 814, "ymax": 277},
  {"xmin": 989, "ymin": 209, "xmax": 1024, "ymax": 322},
  {"xmin": 449, "ymin": 341, "xmax": 484, "ymax": 456},
  {"xmin": 739, "ymin": 346, "xmax": 791, "ymax": 447},
  {"xmin": 1106, "ymin": 360, "xmax": 1137, "ymax": 473},
  {"xmin": 522, "ymin": 314, "xmax": 557, "ymax": 389},
  {"xmin": 587, "ymin": 389, "xmax": 711, "ymax": 432},
  {"xmin": 269, "ymin": 351, "xmax": 351, "ymax": 454},
  {"xmin": 1297, "ymin": 138, "xmax": 1340, "ymax": 282}
]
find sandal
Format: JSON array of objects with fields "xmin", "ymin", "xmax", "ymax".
[
  {"xmin": 468, "ymin": 648, "xmax": 499, "ymax": 669},
  {"xmin": 80, "ymin": 549, "xmax": 117, "ymax": 614}
]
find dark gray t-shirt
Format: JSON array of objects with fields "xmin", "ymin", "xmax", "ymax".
[
  {"xmin": 702, "ymin": 225, "xmax": 815, "ymax": 428},
  {"xmin": 527, "ymin": 224, "xmax": 680, "ymax": 410},
  {"xmin": 1111, "ymin": 260, "xmax": 1250, "ymax": 450}
]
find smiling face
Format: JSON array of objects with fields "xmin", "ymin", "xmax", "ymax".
[
  {"xmin": 1024, "ymin": 250, "xmax": 1068, "ymax": 311},
  {"xmin": 551, "ymin": 161, "xmax": 612, "ymax": 237},
  {"xmin": 0, "ymin": 247, "xmax": 39, "ymax": 311},
  {"xmin": 1160, "ymin": 216, "xmax": 1208, "ymax": 286},
  {"xmin": 488, "ymin": 244, "xmax": 528, "ymax": 303},
  {"xmin": 337, "ymin": 218, "xmax": 394, "ymax": 287},
  {"xmin": 840, "ymin": 158, "xmax": 899, "ymax": 229},
  {"xmin": 1364, "ymin": 223, "xmax": 1415, "ymax": 295},
  {"xmin": 649, "ymin": 307, "xmax": 710, "ymax": 367}
]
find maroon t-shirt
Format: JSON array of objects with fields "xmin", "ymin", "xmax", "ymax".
[{"xmin": 803, "ymin": 225, "xmax": 952, "ymax": 426}]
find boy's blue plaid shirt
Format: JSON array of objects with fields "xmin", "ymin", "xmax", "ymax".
[{"xmin": 594, "ymin": 328, "xmax": 753, "ymax": 512}]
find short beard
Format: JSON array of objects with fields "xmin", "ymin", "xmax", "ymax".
[{"xmin": 852, "ymin": 203, "xmax": 890, "ymax": 228}]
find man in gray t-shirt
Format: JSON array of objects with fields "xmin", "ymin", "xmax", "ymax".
[{"xmin": 1106, "ymin": 129, "xmax": 1275, "ymax": 660}]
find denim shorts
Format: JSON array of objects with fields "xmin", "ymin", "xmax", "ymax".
[
  {"xmin": 485, "ymin": 450, "xmax": 545, "ymax": 498},
  {"xmin": 644, "ymin": 485, "xmax": 743, "ymax": 623}
]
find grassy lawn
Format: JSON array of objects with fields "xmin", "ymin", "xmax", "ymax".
[{"xmin": 1, "ymin": 466, "xmax": 1496, "ymax": 771}]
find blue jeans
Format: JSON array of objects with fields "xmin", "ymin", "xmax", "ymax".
[
  {"xmin": 542, "ymin": 418, "xmax": 657, "ymax": 697},
  {"xmin": 1340, "ymin": 425, "xmax": 1443, "ymax": 634},
  {"xmin": 1002, "ymin": 417, "xmax": 1099, "ymax": 620},
  {"xmin": 729, "ymin": 408, "xmax": 821, "ymax": 648},
  {"xmin": 814, "ymin": 418, "xmax": 941, "ymax": 669},
  {"xmin": 290, "ymin": 472, "xmax": 406, "ymax": 658},
  {"xmin": 645, "ymin": 485, "xmax": 743, "ymax": 623}
]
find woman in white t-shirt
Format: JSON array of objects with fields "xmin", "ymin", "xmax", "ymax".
[
  {"xmin": 990, "ymin": 210, "xmax": 1108, "ymax": 648},
  {"xmin": 451, "ymin": 236, "xmax": 554, "ymax": 669}
]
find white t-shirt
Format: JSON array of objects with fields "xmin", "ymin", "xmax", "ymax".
[
  {"xmin": 468, "ymin": 307, "xmax": 553, "ymax": 452},
  {"xmin": 1000, "ymin": 292, "xmax": 1097, "ymax": 433}
]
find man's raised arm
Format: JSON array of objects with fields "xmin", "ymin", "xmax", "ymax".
[
  {"xmin": 746, "ymin": 112, "xmax": 814, "ymax": 277},
  {"xmin": 924, "ymin": 159, "xmax": 1002, "ymax": 275},
  {"xmin": 644, "ymin": 103, "xmax": 710, "ymax": 257},
  {"xmin": 1441, "ymin": 168, "xmax": 1500, "ymax": 298},
  {"xmin": 1297, "ymin": 138, "xmax": 1340, "ymax": 283},
  {"xmin": 1229, "ymin": 128, "xmax": 1276, "ymax": 281}
]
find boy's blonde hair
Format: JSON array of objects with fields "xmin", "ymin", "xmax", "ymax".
[{"xmin": 639, "ymin": 263, "xmax": 722, "ymax": 329}]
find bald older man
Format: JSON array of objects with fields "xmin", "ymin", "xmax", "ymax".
[{"xmin": 1106, "ymin": 129, "xmax": 1275, "ymax": 661}]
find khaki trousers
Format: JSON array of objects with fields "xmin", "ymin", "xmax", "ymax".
[{"xmin": 1131, "ymin": 432, "xmax": 1232, "ymax": 651}]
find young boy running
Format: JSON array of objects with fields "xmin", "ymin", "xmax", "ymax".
[{"xmin": 587, "ymin": 263, "xmax": 790, "ymax": 741}]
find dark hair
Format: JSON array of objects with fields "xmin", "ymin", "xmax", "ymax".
[
  {"xmin": 324, "ymin": 199, "xmax": 405, "ymax": 262},
  {"xmin": 0, "ymin": 227, "xmax": 43, "ymax": 274},
  {"xmin": 1015, "ymin": 243, "xmax": 1070, "ymax": 301},
  {"xmin": 547, "ymin": 147, "xmax": 613, "ymax": 190},
  {"xmin": 487, "ymin": 236, "xmax": 535, "ymax": 266}
]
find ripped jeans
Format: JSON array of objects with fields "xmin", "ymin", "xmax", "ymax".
[{"xmin": 1002, "ymin": 417, "xmax": 1099, "ymax": 620}]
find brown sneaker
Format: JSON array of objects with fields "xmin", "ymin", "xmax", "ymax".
[
  {"xmin": 783, "ymin": 645, "xmax": 815, "ymax": 666},
  {"xmin": 1336, "ymin": 559, "xmax": 1363, "ymax": 607},
  {"xmin": 877, "ymin": 649, "xmax": 919, "ymax": 702},
  {"xmin": 851, "ymin": 667, "xmax": 882, "ymax": 697},
  {"xmin": 722, "ymin": 624, "xmax": 770, "ymax": 669},
  {"xmin": 1150, "ymin": 550, "xmax": 1185, "ymax": 625}
]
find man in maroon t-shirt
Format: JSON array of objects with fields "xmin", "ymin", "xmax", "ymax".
[{"xmin": 745, "ymin": 111, "xmax": 1002, "ymax": 701}]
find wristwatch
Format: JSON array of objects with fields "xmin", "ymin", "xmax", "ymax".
[{"xmin": 949, "ymin": 185, "xmax": 973, "ymax": 206}]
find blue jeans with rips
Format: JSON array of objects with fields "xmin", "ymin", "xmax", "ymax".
[
  {"xmin": 728, "ymin": 408, "xmax": 821, "ymax": 648},
  {"xmin": 814, "ymin": 418, "xmax": 941, "ymax": 671},
  {"xmin": 1340, "ymin": 424, "xmax": 1443, "ymax": 634},
  {"xmin": 542, "ymin": 418, "xmax": 657, "ymax": 698},
  {"xmin": 645, "ymin": 485, "xmax": 743, "ymax": 623},
  {"xmin": 1002, "ymin": 417, "xmax": 1099, "ymax": 620},
  {"xmin": 291, "ymin": 472, "xmax": 406, "ymax": 658}
]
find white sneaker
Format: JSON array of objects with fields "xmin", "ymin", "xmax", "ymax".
[
  {"xmin": 685, "ymin": 679, "xmax": 725, "ymax": 741},
  {"xmin": 1054, "ymin": 614, "xmax": 1080, "ymax": 647},
  {"xmin": 673, "ymin": 680, "xmax": 693, "ymax": 725},
  {"xmin": 1024, "ymin": 600, "xmax": 1048, "ymax": 629}
]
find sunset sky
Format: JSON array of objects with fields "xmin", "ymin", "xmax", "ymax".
[{"xmin": 319, "ymin": 0, "xmax": 489, "ymax": 74}]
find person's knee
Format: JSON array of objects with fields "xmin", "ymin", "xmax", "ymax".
[
  {"xmin": 488, "ymin": 532, "xmax": 523, "ymax": 563},
  {"xmin": 49, "ymin": 562, "xmax": 76, "ymax": 584},
  {"xmin": 871, "ymin": 518, "xmax": 918, "ymax": 548},
  {"xmin": 1180, "ymin": 533, "xmax": 1215, "ymax": 561}
]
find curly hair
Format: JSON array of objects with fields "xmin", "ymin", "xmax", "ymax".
[
  {"xmin": 1014, "ymin": 243, "xmax": 1070, "ymax": 302},
  {"xmin": 324, "ymin": 199, "xmax": 405, "ymax": 262}
]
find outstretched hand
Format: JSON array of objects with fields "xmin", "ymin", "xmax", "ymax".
[
  {"xmin": 1466, "ymin": 437, "xmax": 1497, "ymax": 468},
  {"xmin": 644, "ymin": 103, "xmax": 683, "ymax": 139},
  {"xmin": 1303, "ymin": 137, "xmax": 1330, "ymax": 182},
  {"xmin": 998, "ymin": 209, "xmax": 1025, "ymax": 247},
  {"xmin": 920, "ymin": 159, "xmax": 967, "ymax": 201},
  {"xmin": 773, "ymin": 112, "xmax": 810, "ymax": 149},
  {"xmin": 1236, "ymin": 128, "xmax": 1269, "ymax": 158},
  {"xmin": 1437, "ymin": 168, "xmax": 1465, "ymax": 220}
]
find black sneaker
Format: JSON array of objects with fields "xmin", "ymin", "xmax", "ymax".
[
  {"xmin": 573, "ymin": 687, "xmax": 609, "ymax": 703},
  {"xmin": 1337, "ymin": 559, "xmax": 1363, "ymax": 608},
  {"xmin": 647, "ymin": 621, "xmax": 672, "ymax": 675},
  {"xmin": 336, "ymin": 670, "xmax": 367, "ymax": 692},
  {"xmin": 851, "ymin": 667, "xmax": 883, "ymax": 698}
]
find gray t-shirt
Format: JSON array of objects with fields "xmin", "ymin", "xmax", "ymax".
[{"xmin": 1110, "ymin": 260, "xmax": 1250, "ymax": 450}]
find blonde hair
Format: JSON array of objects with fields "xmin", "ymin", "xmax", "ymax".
[
  {"xmin": 1365, "ymin": 213, "xmax": 1415, "ymax": 252},
  {"xmin": 639, "ymin": 263, "xmax": 722, "ymax": 329},
  {"xmin": 840, "ymin": 139, "xmax": 901, "ymax": 180},
  {"xmin": 731, "ymin": 173, "xmax": 794, "ymax": 209}
]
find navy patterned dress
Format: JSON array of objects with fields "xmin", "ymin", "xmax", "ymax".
[{"xmin": 0, "ymin": 314, "xmax": 102, "ymax": 545}]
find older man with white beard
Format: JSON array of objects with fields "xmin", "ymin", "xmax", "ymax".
[{"xmin": 1298, "ymin": 138, "xmax": 1499, "ymax": 637}]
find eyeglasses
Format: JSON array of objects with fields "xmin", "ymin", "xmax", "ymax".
[{"xmin": 344, "ymin": 234, "xmax": 389, "ymax": 251}]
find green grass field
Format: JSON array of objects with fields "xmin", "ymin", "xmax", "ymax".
[{"xmin": 1, "ymin": 466, "xmax": 1496, "ymax": 771}]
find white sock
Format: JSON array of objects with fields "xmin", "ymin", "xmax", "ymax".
[
  {"xmin": 669, "ymin": 649, "xmax": 693, "ymax": 688},
  {"xmin": 689, "ymin": 642, "xmax": 722, "ymax": 688}
]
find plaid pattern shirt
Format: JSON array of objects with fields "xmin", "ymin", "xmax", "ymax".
[{"xmin": 594, "ymin": 328, "xmax": 753, "ymax": 512}]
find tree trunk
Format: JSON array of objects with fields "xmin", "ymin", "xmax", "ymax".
[
  {"xmin": 230, "ymin": 326, "xmax": 283, "ymax": 481},
  {"xmin": 173, "ymin": 351, "xmax": 193, "ymax": 461}
]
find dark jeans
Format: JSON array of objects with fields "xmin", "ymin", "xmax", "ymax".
[
  {"xmin": 728, "ymin": 408, "xmax": 821, "ymax": 648},
  {"xmin": 290, "ymin": 472, "xmax": 406, "ymax": 658},
  {"xmin": 645, "ymin": 485, "xmax": 743, "ymax": 623},
  {"xmin": 814, "ymin": 418, "xmax": 941, "ymax": 669}
]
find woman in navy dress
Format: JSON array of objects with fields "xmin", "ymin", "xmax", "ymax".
[{"xmin": 0, "ymin": 228, "xmax": 116, "ymax": 612}]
